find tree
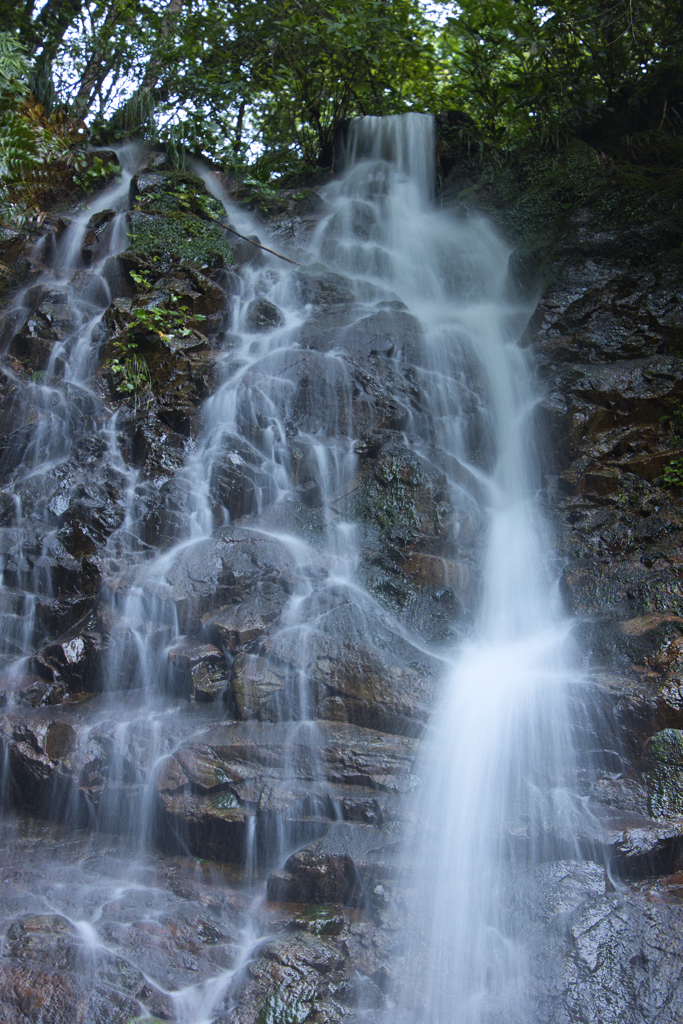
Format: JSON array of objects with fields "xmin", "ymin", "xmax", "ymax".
[
  {"xmin": 4, "ymin": 0, "xmax": 683, "ymax": 201},
  {"xmin": 435, "ymin": 0, "xmax": 683, "ymax": 147},
  {"xmin": 11, "ymin": 0, "xmax": 437, "ymax": 170}
]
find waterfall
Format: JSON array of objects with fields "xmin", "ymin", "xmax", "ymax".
[
  {"xmin": 324, "ymin": 114, "xmax": 594, "ymax": 1024},
  {"xmin": 0, "ymin": 115, "xmax": 605, "ymax": 1024}
]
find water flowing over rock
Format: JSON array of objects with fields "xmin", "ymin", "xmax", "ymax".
[{"xmin": 0, "ymin": 118, "xmax": 682, "ymax": 1024}]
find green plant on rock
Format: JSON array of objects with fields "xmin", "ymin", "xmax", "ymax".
[
  {"xmin": 72, "ymin": 151, "xmax": 121, "ymax": 191},
  {"xmin": 662, "ymin": 458, "xmax": 683, "ymax": 489},
  {"xmin": 129, "ymin": 268, "xmax": 206, "ymax": 340},
  {"xmin": 109, "ymin": 339, "xmax": 152, "ymax": 413},
  {"xmin": 108, "ymin": 275, "xmax": 207, "ymax": 412},
  {"xmin": 660, "ymin": 400, "xmax": 683, "ymax": 489},
  {"xmin": 132, "ymin": 293, "xmax": 206, "ymax": 341}
]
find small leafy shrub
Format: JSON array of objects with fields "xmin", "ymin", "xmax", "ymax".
[
  {"xmin": 660, "ymin": 401, "xmax": 683, "ymax": 489},
  {"xmin": 109, "ymin": 339, "xmax": 152, "ymax": 413},
  {"xmin": 662, "ymin": 458, "xmax": 683, "ymax": 489},
  {"xmin": 72, "ymin": 152, "xmax": 121, "ymax": 191},
  {"xmin": 107, "ymin": 270, "xmax": 206, "ymax": 412}
]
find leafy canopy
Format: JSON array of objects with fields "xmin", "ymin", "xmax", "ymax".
[{"xmin": 0, "ymin": 0, "xmax": 681, "ymax": 211}]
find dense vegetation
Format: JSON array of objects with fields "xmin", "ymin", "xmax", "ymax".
[{"xmin": 1, "ymin": 0, "xmax": 682, "ymax": 221}]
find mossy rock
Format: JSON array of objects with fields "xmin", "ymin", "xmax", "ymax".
[
  {"xmin": 127, "ymin": 170, "xmax": 234, "ymax": 269},
  {"xmin": 126, "ymin": 209, "xmax": 234, "ymax": 269},
  {"xmin": 348, "ymin": 441, "xmax": 452, "ymax": 550},
  {"xmin": 647, "ymin": 728, "xmax": 683, "ymax": 818},
  {"xmin": 487, "ymin": 140, "xmax": 610, "ymax": 244}
]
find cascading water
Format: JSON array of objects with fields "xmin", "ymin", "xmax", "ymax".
[
  {"xmin": 320, "ymin": 115, "xmax": 598, "ymax": 1024},
  {"xmin": 0, "ymin": 115, "xmax": 606, "ymax": 1024}
]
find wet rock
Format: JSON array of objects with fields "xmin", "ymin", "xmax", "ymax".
[
  {"xmin": 346, "ymin": 307, "xmax": 422, "ymax": 361},
  {"xmin": 560, "ymin": 558, "xmax": 683, "ymax": 619},
  {"xmin": 41, "ymin": 627, "xmax": 106, "ymax": 694},
  {"xmin": 219, "ymin": 929, "xmax": 354, "ymax": 1024},
  {"xmin": 532, "ymin": 269, "xmax": 683, "ymax": 365},
  {"xmin": 344, "ymin": 437, "xmax": 454, "ymax": 553},
  {"xmin": 127, "ymin": 411, "xmax": 190, "ymax": 487},
  {"xmin": 153, "ymin": 722, "xmax": 417, "ymax": 863},
  {"xmin": 534, "ymin": 882, "xmax": 683, "ymax": 1024},
  {"xmin": 80, "ymin": 208, "xmax": 116, "ymax": 265},
  {"xmin": 608, "ymin": 819, "xmax": 683, "ymax": 877},
  {"xmin": 230, "ymin": 233, "xmax": 266, "ymax": 266},
  {"xmin": 155, "ymin": 756, "xmax": 256, "ymax": 862},
  {"xmin": 0, "ymin": 963, "xmax": 144, "ymax": 1024},
  {"xmin": 5, "ymin": 913, "xmax": 79, "ymax": 970},
  {"xmin": 100, "ymin": 530, "xmax": 285, "ymax": 635},
  {"xmin": 201, "ymin": 583, "xmax": 286, "ymax": 653},
  {"xmin": 236, "ymin": 598, "xmax": 442, "ymax": 735},
  {"xmin": 646, "ymin": 729, "xmax": 683, "ymax": 819},
  {"xmin": 209, "ymin": 448, "xmax": 277, "ymax": 520},
  {"xmin": 0, "ymin": 704, "xmax": 182, "ymax": 829},
  {"xmin": 293, "ymin": 266, "xmax": 356, "ymax": 307},
  {"xmin": 267, "ymin": 823, "xmax": 398, "ymax": 907},
  {"xmin": 0, "ymin": 910, "xmax": 175, "ymax": 1023},
  {"xmin": 230, "ymin": 652, "xmax": 290, "ymax": 720},
  {"xmin": 167, "ymin": 639, "xmax": 230, "ymax": 701},
  {"xmin": 7, "ymin": 289, "xmax": 79, "ymax": 371},
  {"xmin": 244, "ymin": 298, "xmax": 284, "ymax": 332}
]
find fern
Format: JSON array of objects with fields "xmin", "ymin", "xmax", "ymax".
[
  {"xmin": 0, "ymin": 32, "xmax": 40, "ymax": 211},
  {"xmin": 0, "ymin": 32, "xmax": 29, "ymax": 110},
  {"xmin": 0, "ymin": 109, "xmax": 40, "ymax": 183}
]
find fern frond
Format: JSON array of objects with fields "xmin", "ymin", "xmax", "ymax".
[
  {"xmin": 0, "ymin": 110, "xmax": 40, "ymax": 183},
  {"xmin": 0, "ymin": 32, "xmax": 29, "ymax": 104}
]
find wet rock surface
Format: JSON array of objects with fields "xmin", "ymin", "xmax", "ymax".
[{"xmin": 0, "ymin": 142, "xmax": 682, "ymax": 1024}]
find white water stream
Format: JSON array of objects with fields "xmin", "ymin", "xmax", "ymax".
[{"xmin": 327, "ymin": 115, "xmax": 594, "ymax": 1024}]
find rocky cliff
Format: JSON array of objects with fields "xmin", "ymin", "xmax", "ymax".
[{"xmin": 0, "ymin": 130, "xmax": 682, "ymax": 1024}]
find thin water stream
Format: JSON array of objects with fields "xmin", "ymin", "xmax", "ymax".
[{"xmin": 0, "ymin": 115, "xmax": 603, "ymax": 1023}]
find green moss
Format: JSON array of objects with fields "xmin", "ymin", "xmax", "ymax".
[
  {"xmin": 210, "ymin": 790, "xmax": 240, "ymax": 811},
  {"xmin": 127, "ymin": 209, "xmax": 234, "ymax": 268},
  {"xmin": 488, "ymin": 140, "xmax": 609, "ymax": 243},
  {"xmin": 647, "ymin": 729, "xmax": 683, "ymax": 818},
  {"xmin": 136, "ymin": 170, "xmax": 225, "ymax": 218},
  {"xmin": 127, "ymin": 170, "xmax": 234, "ymax": 268}
]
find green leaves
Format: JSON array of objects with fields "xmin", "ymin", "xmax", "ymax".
[
  {"xmin": 0, "ymin": 32, "xmax": 30, "ymax": 103},
  {"xmin": 0, "ymin": 32, "xmax": 42, "ymax": 221},
  {"xmin": 5, "ymin": 0, "xmax": 682, "ymax": 179},
  {"xmin": 437, "ymin": 0, "xmax": 683, "ymax": 149}
]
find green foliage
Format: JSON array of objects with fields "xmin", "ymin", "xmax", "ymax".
[
  {"xmin": 131, "ymin": 297, "xmax": 205, "ymax": 340},
  {"xmin": 660, "ymin": 402, "xmax": 683, "ymax": 490},
  {"xmin": 109, "ymin": 341, "xmax": 152, "ymax": 413},
  {"xmin": 437, "ymin": 0, "xmax": 683, "ymax": 148},
  {"xmin": 7, "ymin": 0, "xmax": 683, "ymax": 178},
  {"xmin": 0, "ymin": 32, "xmax": 96, "ymax": 224},
  {"xmin": 0, "ymin": 31, "xmax": 30, "ymax": 102},
  {"xmin": 243, "ymin": 0, "xmax": 438, "ymax": 168},
  {"xmin": 72, "ymin": 152, "xmax": 121, "ymax": 191},
  {"xmin": 662, "ymin": 458, "xmax": 683, "ymax": 490},
  {"xmin": 0, "ymin": 32, "xmax": 40, "ymax": 215}
]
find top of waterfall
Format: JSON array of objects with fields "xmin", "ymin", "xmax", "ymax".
[{"xmin": 345, "ymin": 113, "xmax": 435, "ymax": 199}]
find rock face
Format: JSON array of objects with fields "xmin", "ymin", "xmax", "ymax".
[{"xmin": 0, "ymin": 133, "xmax": 682, "ymax": 1024}]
